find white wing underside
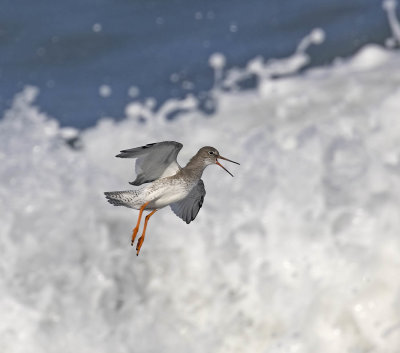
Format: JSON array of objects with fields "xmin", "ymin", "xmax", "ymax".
[
  {"xmin": 170, "ymin": 180, "xmax": 206, "ymax": 224},
  {"xmin": 116, "ymin": 141, "xmax": 183, "ymax": 186}
]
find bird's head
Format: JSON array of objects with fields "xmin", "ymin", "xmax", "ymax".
[{"xmin": 197, "ymin": 146, "xmax": 240, "ymax": 176}]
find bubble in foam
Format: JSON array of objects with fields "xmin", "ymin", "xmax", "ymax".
[
  {"xmin": 128, "ymin": 86, "xmax": 140, "ymax": 98},
  {"xmin": 310, "ymin": 28, "xmax": 325, "ymax": 44},
  {"xmin": 229, "ymin": 23, "xmax": 238, "ymax": 33},
  {"xmin": 92, "ymin": 23, "xmax": 102, "ymax": 32},
  {"xmin": 170, "ymin": 73, "xmax": 180, "ymax": 83},
  {"xmin": 125, "ymin": 102, "xmax": 142, "ymax": 118},
  {"xmin": 209, "ymin": 53, "xmax": 226, "ymax": 69},
  {"xmin": 145, "ymin": 97, "xmax": 157, "ymax": 109},
  {"xmin": 99, "ymin": 85, "xmax": 112, "ymax": 98}
]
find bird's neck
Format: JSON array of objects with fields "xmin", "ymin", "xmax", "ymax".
[{"xmin": 182, "ymin": 158, "xmax": 207, "ymax": 180}]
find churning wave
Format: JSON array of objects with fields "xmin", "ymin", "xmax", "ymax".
[{"xmin": 1, "ymin": 3, "xmax": 400, "ymax": 352}]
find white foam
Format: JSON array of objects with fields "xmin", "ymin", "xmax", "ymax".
[{"xmin": 1, "ymin": 24, "xmax": 400, "ymax": 353}]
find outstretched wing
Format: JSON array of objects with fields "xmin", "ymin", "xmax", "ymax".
[
  {"xmin": 117, "ymin": 141, "xmax": 183, "ymax": 186},
  {"xmin": 170, "ymin": 180, "xmax": 206, "ymax": 224}
]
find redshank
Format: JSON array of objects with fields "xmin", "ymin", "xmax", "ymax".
[{"xmin": 104, "ymin": 141, "xmax": 239, "ymax": 255}]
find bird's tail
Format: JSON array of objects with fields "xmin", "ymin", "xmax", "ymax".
[{"xmin": 104, "ymin": 191, "xmax": 138, "ymax": 208}]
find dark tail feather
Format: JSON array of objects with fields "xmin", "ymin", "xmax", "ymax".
[{"xmin": 104, "ymin": 191, "xmax": 131, "ymax": 207}]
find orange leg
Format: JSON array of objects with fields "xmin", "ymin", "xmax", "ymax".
[
  {"xmin": 136, "ymin": 209, "xmax": 158, "ymax": 256},
  {"xmin": 131, "ymin": 201, "xmax": 150, "ymax": 246}
]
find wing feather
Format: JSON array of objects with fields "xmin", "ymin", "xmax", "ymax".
[
  {"xmin": 170, "ymin": 180, "xmax": 206, "ymax": 224},
  {"xmin": 116, "ymin": 141, "xmax": 183, "ymax": 186}
]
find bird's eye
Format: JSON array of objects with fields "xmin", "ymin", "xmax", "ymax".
[{"xmin": 208, "ymin": 151, "xmax": 214, "ymax": 155}]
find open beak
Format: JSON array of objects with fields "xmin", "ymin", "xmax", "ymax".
[{"xmin": 216, "ymin": 155, "xmax": 240, "ymax": 177}]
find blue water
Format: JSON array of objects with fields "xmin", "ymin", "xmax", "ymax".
[{"xmin": 0, "ymin": 0, "xmax": 395, "ymax": 128}]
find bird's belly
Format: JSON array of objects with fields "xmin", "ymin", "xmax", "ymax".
[{"xmin": 148, "ymin": 183, "xmax": 191, "ymax": 209}]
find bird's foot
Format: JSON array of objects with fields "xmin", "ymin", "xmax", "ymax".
[
  {"xmin": 136, "ymin": 236, "xmax": 144, "ymax": 256},
  {"xmin": 131, "ymin": 227, "xmax": 139, "ymax": 246}
]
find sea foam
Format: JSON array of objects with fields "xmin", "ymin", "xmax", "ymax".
[{"xmin": 1, "ymin": 21, "xmax": 400, "ymax": 353}]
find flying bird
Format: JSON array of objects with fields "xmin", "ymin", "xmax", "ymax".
[{"xmin": 105, "ymin": 141, "xmax": 239, "ymax": 255}]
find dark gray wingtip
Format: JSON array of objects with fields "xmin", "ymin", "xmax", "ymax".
[{"xmin": 116, "ymin": 152, "xmax": 128, "ymax": 158}]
